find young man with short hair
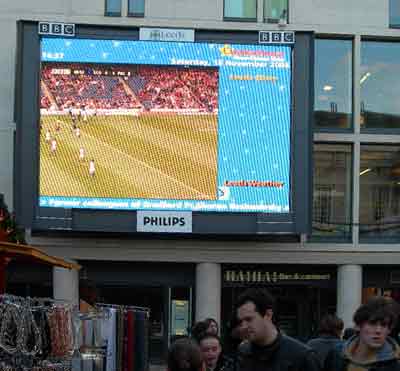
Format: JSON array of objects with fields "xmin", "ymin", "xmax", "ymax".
[
  {"xmin": 324, "ymin": 296, "xmax": 400, "ymax": 371},
  {"xmin": 307, "ymin": 314, "xmax": 344, "ymax": 367},
  {"xmin": 236, "ymin": 288, "xmax": 321, "ymax": 371}
]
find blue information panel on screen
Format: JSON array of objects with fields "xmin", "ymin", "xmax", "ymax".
[{"xmin": 39, "ymin": 38, "xmax": 292, "ymax": 213}]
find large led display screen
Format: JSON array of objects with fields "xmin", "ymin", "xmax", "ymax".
[{"xmin": 39, "ymin": 38, "xmax": 292, "ymax": 213}]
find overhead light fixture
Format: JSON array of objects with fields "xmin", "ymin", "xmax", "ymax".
[
  {"xmin": 323, "ymin": 85, "xmax": 333, "ymax": 92},
  {"xmin": 360, "ymin": 72, "xmax": 371, "ymax": 85},
  {"xmin": 360, "ymin": 168, "xmax": 371, "ymax": 176}
]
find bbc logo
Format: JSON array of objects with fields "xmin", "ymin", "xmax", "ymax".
[
  {"xmin": 259, "ymin": 31, "xmax": 295, "ymax": 44},
  {"xmin": 39, "ymin": 22, "xmax": 75, "ymax": 37}
]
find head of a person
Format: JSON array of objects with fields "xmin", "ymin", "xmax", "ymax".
[
  {"xmin": 191, "ymin": 321, "xmax": 209, "ymax": 343},
  {"xmin": 79, "ymin": 279, "xmax": 98, "ymax": 305},
  {"xmin": 204, "ymin": 318, "xmax": 219, "ymax": 336},
  {"xmin": 168, "ymin": 338, "xmax": 204, "ymax": 371},
  {"xmin": 353, "ymin": 296, "xmax": 399, "ymax": 350},
  {"xmin": 318, "ymin": 314, "xmax": 344, "ymax": 338},
  {"xmin": 236, "ymin": 288, "xmax": 276, "ymax": 346},
  {"xmin": 228, "ymin": 311, "xmax": 248, "ymax": 342},
  {"xmin": 198, "ymin": 334, "xmax": 222, "ymax": 370},
  {"xmin": 342, "ymin": 327, "xmax": 357, "ymax": 341}
]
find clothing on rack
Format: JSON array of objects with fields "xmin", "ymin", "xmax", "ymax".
[
  {"xmin": 94, "ymin": 304, "xmax": 150, "ymax": 371},
  {"xmin": 102, "ymin": 308, "xmax": 117, "ymax": 371},
  {"xmin": 0, "ymin": 294, "xmax": 74, "ymax": 371}
]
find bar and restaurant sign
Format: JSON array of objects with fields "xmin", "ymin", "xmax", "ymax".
[{"xmin": 223, "ymin": 266, "xmax": 335, "ymax": 287}]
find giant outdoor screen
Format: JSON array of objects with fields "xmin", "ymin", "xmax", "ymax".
[{"xmin": 39, "ymin": 38, "xmax": 292, "ymax": 213}]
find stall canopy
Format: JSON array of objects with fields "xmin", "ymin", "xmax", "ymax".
[{"xmin": 0, "ymin": 241, "xmax": 81, "ymax": 293}]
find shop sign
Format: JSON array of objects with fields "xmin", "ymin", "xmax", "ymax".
[
  {"xmin": 224, "ymin": 270, "xmax": 331, "ymax": 284},
  {"xmin": 140, "ymin": 28, "xmax": 195, "ymax": 42},
  {"xmin": 137, "ymin": 210, "xmax": 192, "ymax": 233}
]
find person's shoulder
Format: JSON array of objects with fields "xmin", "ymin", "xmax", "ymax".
[
  {"xmin": 219, "ymin": 354, "xmax": 235, "ymax": 371},
  {"xmin": 276, "ymin": 335, "xmax": 321, "ymax": 370},
  {"xmin": 307, "ymin": 338, "xmax": 320, "ymax": 347},
  {"xmin": 237, "ymin": 341, "xmax": 252, "ymax": 356},
  {"xmin": 281, "ymin": 334, "xmax": 313, "ymax": 353},
  {"xmin": 308, "ymin": 336, "xmax": 342, "ymax": 347},
  {"xmin": 323, "ymin": 341, "xmax": 346, "ymax": 371},
  {"xmin": 279, "ymin": 335, "xmax": 321, "ymax": 364}
]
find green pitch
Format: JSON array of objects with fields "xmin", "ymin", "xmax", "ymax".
[{"xmin": 39, "ymin": 113, "xmax": 218, "ymax": 200}]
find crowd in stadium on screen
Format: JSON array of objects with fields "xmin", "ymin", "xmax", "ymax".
[{"xmin": 40, "ymin": 64, "xmax": 218, "ymax": 112}]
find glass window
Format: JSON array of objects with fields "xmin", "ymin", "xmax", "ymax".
[
  {"xmin": 224, "ymin": 0, "xmax": 257, "ymax": 20},
  {"xmin": 311, "ymin": 144, "xmax": 352, "ymax": 241},
  {"xmin": 264, "ymin": 0, "xmax": 288, "ymax": 23},
  {"xmin": 128, "ymin": 0, "xmax": 145, "ymax": 16},
  {"xmin": 314, "ymin": 39, "xmax": 353, "ymax": 130},
  {"xmin": 390, "ymin": 0, "xmax": 400, "ymax": 27},
  {"xmin": 360, "ymin": 145, "xmax": 400, "ymax": 241},
  {"xmin": 105, "ymin": 0, "xmax": 121, "ymax": 16},
  {"xmin": 361, "ymin": 42, "xmax": 400, "ymax": 130}
]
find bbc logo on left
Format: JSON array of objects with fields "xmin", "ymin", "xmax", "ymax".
[{"xmin": 39, "ymin": 22, "xmax": 75, "ymax": 37}]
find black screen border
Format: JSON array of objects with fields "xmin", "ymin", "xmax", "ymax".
[{"xmin": 15, "ymin": 21, "xmax": 314, "ymax": 235}]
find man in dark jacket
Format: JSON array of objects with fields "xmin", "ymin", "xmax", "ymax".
[
  {"xmin": 324, "ymin": 296, "xmax": 400, "ymax": 371},
  {"xmin": 235, "ymin": 288, "xmax": 321, "ymax": 371},
  {"xmin": 307, "ymin": 314, "xmax": 344, "ymax": 367}
]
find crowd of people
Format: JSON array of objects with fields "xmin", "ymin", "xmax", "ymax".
[
  {"xmin": 40, "ymin": 65, "xmax": 218, "ymax": 112},
  {"xmin": 133, "ymin": 66, "xmax": 218, "ymax": 111},
  {"xmin": 41, "ymin": 67, "xmax": 141, "ymax": 110},
  {"xmin": 168, "ymin": 288, "xmax": 400, "ymax": 371}
]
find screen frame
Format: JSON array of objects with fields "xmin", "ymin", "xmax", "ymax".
[{"xmin": 15, "ymin": 21, "xmax": 314, "ymax": 235}]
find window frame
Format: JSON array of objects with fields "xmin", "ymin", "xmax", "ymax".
[
  {"xmin": 263, "ymin": 0, "xmax": 289, "ymax": 24},
  {"xmin": 104, "ymin": 0, "xmax": 122, "ymax": 17},
  {"xmin": 359, "ymin": 143, "xmax": 400, "ymax": 243},
  {"xmin": 223, "ymin": 0, "xmax": 258, "ymax": 22},
  {"xmin": 310, "ymin": 142, "xmax": 353, "ymax": 243},
  {"xmin": 128, "ymin": 0, "xmax": 145, "ymax": 17},
  {"xmin": 360, "ymin": 38, "xmax": 400, "ymax": 134},
  {"xmin": 389, "ymin": 0, "xmax": 400, "ymax": 28},
  {"xmin": 313, "ymin": 36, "xmax": 354, "ymax": 133}
]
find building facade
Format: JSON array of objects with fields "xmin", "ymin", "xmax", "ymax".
[{"xmin": 2, "ymin": 0, "xmax": 400, "ymax": 362}]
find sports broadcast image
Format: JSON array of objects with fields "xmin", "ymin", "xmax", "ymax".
[{"xmin": 39, "ymin": 38, "xmax": 292, "ymax": 213}]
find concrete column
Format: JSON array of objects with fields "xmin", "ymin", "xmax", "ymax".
[
  {"xmin": 337, "ymin": 264, "xmax": 362, "ymax": 328},
  {"xmin": 195, "ymin": 263, "xmax": 221, "ymax": 325},
  {"xmin": 0, "ymin": 126, "xmax": 14, "ymax": 210},
  {"xmin": 53, "ymin": 266, "xmax": 79, "ymax": 307}
]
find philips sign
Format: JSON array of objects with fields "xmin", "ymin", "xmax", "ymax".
[
  {"xmin": 137, "ymin": 211, "xmax": 192, "ymax": 233},
  {"xmin": 140, "ymin": 28, "xmax": 195, "ymax": 43}
]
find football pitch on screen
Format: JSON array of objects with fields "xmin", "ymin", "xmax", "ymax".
[{"xmin": 39, "ymin": 114, "xmax": 218, "ymax": 200}]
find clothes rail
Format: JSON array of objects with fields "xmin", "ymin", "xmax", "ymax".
[
  {"xmin": 0, "ymin": 294, "xmax": 72, "ymax": 307},
  {"xmin": 95, "ymin": 302, "xmax": 150, "ymax": 313}
]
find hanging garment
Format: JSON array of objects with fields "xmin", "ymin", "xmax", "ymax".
[
  {"xmin": 134, "ymin": 311, "xmax": 146, "ymax": 371},
  {"xmin": 127, "ymin": 310, "xmax": 135, "ymax": 371},
  {"xmin": 102, "ymin": 308, "xmax": 117, "ymax": 371}
]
